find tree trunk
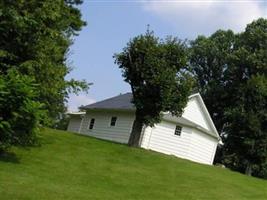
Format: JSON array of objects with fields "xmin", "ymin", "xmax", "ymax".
[
  {"xmin": 0, "ymin": 149, "xmax": 4, "ymax": 155},
  {"xmin": 245, "ymin": 140, "xmax": 255, "ymax": 176},
  {"xmin": 128, "ymin": 114, "xmax": 143, "ymax": 147},
  {"xmin": 245, "ymin": 162, "xmax": 252, "ymax": 176}
]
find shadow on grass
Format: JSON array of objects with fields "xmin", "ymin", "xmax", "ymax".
[{"xmin": 0, "ymin": 151, "xmax": 20, "ymax": 164}]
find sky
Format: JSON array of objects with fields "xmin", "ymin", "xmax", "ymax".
[{"xmin": 67, "ymin": 0, "xmax": 267, "ymax": 112}]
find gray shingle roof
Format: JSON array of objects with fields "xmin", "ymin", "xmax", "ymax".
[
  {"xmin": 82, "ymin": 93, "xmax": 135, "ymax": 110},
  {"xmin": 82, "ymin": 92, "xmax": 199, "ymax": 110}
]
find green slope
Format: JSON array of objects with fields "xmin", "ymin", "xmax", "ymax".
[{"xmin": 0, "ymin": 128, "xmax": 266, "ymax": 200}]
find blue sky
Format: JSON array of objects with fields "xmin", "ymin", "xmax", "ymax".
[{"xmin": 67, "ymin": 0, "xmax": 267, "ymax": 111}]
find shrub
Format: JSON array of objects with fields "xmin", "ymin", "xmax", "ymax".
[{"xmin": 0, "ymin": 70, "xmax": 43, "ymax": 152}]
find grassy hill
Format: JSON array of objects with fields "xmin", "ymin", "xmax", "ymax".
[{"xmin": 0, "ymin": 129, "xmax": 266, "ymax": 200}]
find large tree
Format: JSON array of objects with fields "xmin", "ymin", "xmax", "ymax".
[
  {"xmin": 0, "ymin": 0, "xmax": 89, "ymax": 124},
  {"xmin": 115, "ymin": 30, "xmax": 193, "ymax": 146},
  {"xmin": 0, "ymin": 70, "xmax": 43, "ymax": 151},
  {"xmin": 190, "ymin": 18, "xmax": 267, "ymax": 178},
  {"xmin": 222, "ymin": 18, "xmax": 267, "ymax": 177},
  {"xmin": 189, "ymin": 29, "xmax": 235, "ymax": 133},
  {"xmin": 0, "ymin": 0, "xmax": 89, "ymax": 151}
]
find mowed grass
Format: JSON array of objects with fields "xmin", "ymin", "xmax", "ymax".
[{"xmin": 0, "ymin": 129, "xmax": 266, "ymax": 200}]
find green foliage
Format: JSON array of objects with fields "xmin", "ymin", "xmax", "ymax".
[
  {"xmin": 0, "ymin": 0, "xmax": 89, "ymax": 123},
  {"xmin": 189, "ymin": 29, "xmax": 235, "ymax": 133},
  {"xmin": 0, "ymin": 0, "xmax": 89, "ymax": 150},
  {"xmin": 115, "ymin": 30, "xmax": 193, "ymax": 146},
  {"xmin": 54, "ymin": 114, "xmax": 71, "ymax": 130},
  {"xmin": 222, "ymin": 19, "xmax": 267, "ymax": 177},
  {"xmin": 190, "ymin": 18, "xmax": 267, "ymax": 178},
  {"xmin": 0, "ymin": 70, "xmax": 43, "ymax": 151}
]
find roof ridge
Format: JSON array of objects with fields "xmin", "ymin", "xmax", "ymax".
[
  {"xmin": 82, "ymin": 91, "xmax": 200, "ymax": 109},
  {"xmin": 83, "ymin": 92, "xmax": 131, "ymax": 107},
  {"xmin": 82, "ymin": 92, "xmax": 134, "ymax": 110}
]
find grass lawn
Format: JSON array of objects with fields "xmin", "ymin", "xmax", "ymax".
[{"xmin": 0, "ymin": 128, "xmax": 266, "ymax": 200}]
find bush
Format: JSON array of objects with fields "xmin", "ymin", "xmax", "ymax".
[
  {"xmin": 0, "ymin": 70, "xmax": 44, "ymax": 152},
  {"xmin": 54, "ymin": 113, "xmax": 70, "ymax": 131}
]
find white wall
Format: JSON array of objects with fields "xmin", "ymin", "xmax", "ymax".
[
  {"xmin": 140, "ymin": 120, "xmax": 218, "ymax": 165},
  {"xmin": 182, "ymin": 97, "xmax": 211, "ymax": 131},
  {"xmin": 141, "ymin": 121, "xmax": 192, "ymax": 160},
  {"xmin": 79, "ymin": 110, "xmax": 135, "ymax": 143},
  {"xmin": 67, "ymin": 115, "xmax": 83, "ymax": 133},
  {"xmin": 68, "ymin": 94, "xmax": 218, "ymax": 165},
  {"xmin": 188, "ymin": 129, "xmax": 218, "ymax": 165}
]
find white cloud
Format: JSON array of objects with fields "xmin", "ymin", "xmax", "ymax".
[
  {"xmin": 141, "ymin": 0, "xmax": 266, "ymax": 37},
  {"xmin": 67, "ymin": 94, "xmax": 96, "ymax": 112}
]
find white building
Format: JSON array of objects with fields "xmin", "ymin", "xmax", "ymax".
[{"xmin": 67, "ymin": 93, "xmax": 220, "ymax": 165}]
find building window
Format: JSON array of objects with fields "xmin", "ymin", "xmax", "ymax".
[
  {"xmin": 88, "ymin": 118, "xmax": 95, "ymax": 130},
  {"xmin": 174, "ymin": 125, "xmax": 182, "ymax": 136},
  {"xmin": 110, "ymin": 116, "xmax": 117, "ymax": 127}
]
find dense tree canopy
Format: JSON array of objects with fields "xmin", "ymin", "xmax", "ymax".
[
  {"xmin": 115, "ymin": 30, "xmax": 193, "ymax": 146},
  {"xmin": 0, "ymin": 0, "xmax": 89, "ymax": 122},
  {"xmin": 0, "ymin": 0, "xmax": 89, "ymax": 151},
  {"xmin": 189, "ymin": 30, "xmax": 235, "ymax": 133},
  {"xmin": 190, "ymin": 18, "xmax": 267, "ymax": 178},
  {"xmin": 223, "ymin": 18, "xmax": 267, "ymax": 177},
  {"xmin": 0, "ymin": 70, "xmax": 43, "ymax": 151}
]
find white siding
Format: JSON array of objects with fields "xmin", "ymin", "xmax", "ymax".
[
  {"xmin": 67, "ymin": 115, "xmax": 82, "ymax": 133},
  {"xmin": 67, "ymin": 93, "xmax": 219, "ymax": 165},
  {"xmin": 140, "ymin": 126, "xmax": 153, "ymax": 149},
  {"xmin": 188, "ymin": 129, "xmax": 218, "ymax": 165},
  {"xmin": 140, "ymin": 121, "xmax": 193, "ymax": 160},
  {"xmin": 182, "ymin": 97, "xmax": 210, "ymax": 131},
  {"xmin": 140, "ymin": 120, "xmax": 218, "ymax": 165},
  {"xmin": 79, "ymin": 110, "xmax": 135, "ymax": 143}
]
